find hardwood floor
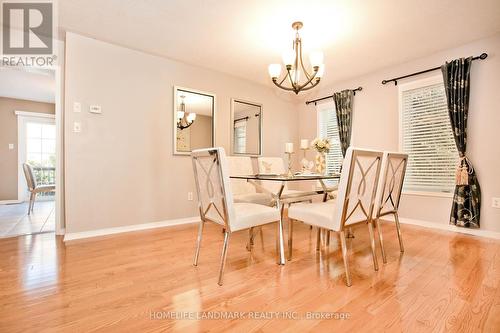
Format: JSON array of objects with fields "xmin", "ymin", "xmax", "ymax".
[{"xmin": 0, "ymin": 220, "xmax": 499, "ymax": 332}]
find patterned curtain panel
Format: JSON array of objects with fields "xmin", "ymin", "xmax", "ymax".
[
  {"xmin": 333, "ymin": 89, "xmax": 354, "ymax": 157},
  {"xmin": 441, "ymin": 57, "xmax": 481, "ymax": 228}
]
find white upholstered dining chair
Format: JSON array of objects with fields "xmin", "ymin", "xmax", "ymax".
[
  {"xmin": 287, "ymin": 147, "xmax": 384, "ymax": 286},
  {"xmin": 373, "ymin": 152, "xmax": 408, "ymax": 263},
  {"xmin": 191, "ymin": 148, "xmax": 285, "ymax": 285},
  {"xmin": 226, "ymin": 156, "xmax": 273, "ymax": 206}
]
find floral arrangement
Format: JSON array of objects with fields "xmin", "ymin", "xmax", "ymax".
[{"xmin": 311, "ymin": 137, "xmax": 331, "ymax": 154}]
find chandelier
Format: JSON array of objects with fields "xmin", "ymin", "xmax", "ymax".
[
  {"xmin": 268, "ymin": 21, "xmax": 324, "ymax": 94},
  {"xmin": 176, "ymin": 95, "xmax": 197, "ymax": 130}
]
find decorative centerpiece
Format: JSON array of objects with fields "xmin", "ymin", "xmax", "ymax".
[{"xmin": 311, "ymin": 137, "xmax": 331, "ymax": 175}]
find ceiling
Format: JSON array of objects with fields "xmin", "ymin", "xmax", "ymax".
[
  {"xmin": 0, "ymin": 67, "xmax": 55, "ymax": 103},
  {"xmin": 176, "ymin": 89, "xmax": 213, "ymax": 116},
  {"xmin": 59, "ymin": 0, "xmax": 500, "ymax": 92}
]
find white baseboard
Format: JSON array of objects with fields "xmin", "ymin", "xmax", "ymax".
[
  {"xmin": 397, "ymin": 217, "xmax": 500, "ymax": 240},
  {"xmin": 64, "ymin": 216, "xmax": 200, "ymax": 242},
  {"xmin": 0, "ymin": 200, "xmax": 22, "ymax": 205}
]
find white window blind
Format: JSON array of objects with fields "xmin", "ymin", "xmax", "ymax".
[
  {"xmin": 233, "ymin": 120, "xmax": 247, "ymax": 154},
  {"xmin": 400, "ymin": 78, "xmax": 458, "ymax": 193},
  {"xmin": 318, "ymin": 102, "xmax": 343, "ymax": 177}
]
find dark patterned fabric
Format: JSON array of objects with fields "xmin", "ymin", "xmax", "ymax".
[
  {"xmin": 333, "ymin": 89, "xmax": 354, "ymax": 157},
  {"xmin": 441, "ymin": 57, "xmax": 481, "ymax": 228}
]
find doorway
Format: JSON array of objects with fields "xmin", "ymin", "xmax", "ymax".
[{"xmin": 0, "ymin": 66, "xmax": 60, "ymax": 238}]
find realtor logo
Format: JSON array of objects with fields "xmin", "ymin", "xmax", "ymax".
[{"xmin": 2, "ymin": 1, "xmax": 53, "ymax": 55}]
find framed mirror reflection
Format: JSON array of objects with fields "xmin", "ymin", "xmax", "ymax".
[
  {"xmin": 173, "ymin": 86, "xmax": 215, "ymax": 155},
  {"xmin": 231, "ymin": 99, "xmax": 262, "ymax": 156}
]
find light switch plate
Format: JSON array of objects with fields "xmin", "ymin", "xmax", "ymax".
[
  {"xmin": 73, "ymin": 122, "xmax": 81, "ymax": 133},
  {"xmin": 89, "ymin": 105, "xmax": 102, "ymax": 114},
  {"xmin": 493, "ymin": 197, "xmax": 500, "ymax": 209},
  {"xmin": 8, "ymin": 143, "xmax": 14, "ymax": 150},
  {"xmin": 73, "ymin": 102, "xmax": 81, "ymax": 113},
  {"xmin": 187, "ymin": 192, "xmax": 194, "ymax": 201}
]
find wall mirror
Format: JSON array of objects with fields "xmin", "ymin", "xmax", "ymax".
[
  {"xmin": 231, "ymin": 99, "xmax": 263, "ymax": 156},
  {"xmin": 173, "ymin": 86, "xmax": 215, "ymax": 155}
]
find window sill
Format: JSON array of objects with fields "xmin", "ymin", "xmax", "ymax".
[{"xmin": 402, "ymin": 191, "xmax": 454, "ymax": 198}]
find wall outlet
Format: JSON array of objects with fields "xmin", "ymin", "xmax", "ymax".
[
  {"xmin": 492, "ymin": 197, "xmax": 500, "ymax": 209},
  {"xmin": 73, "ymin": 122, "xmax": 81, "ymax": 133},
  {"xmin": 187, "ymin": 192, "xmax": 194, "ymax": 201}
]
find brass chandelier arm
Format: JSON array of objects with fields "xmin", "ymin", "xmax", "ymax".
[
  {"xmin": 272, "ymin": 78, "xmax": 297, "ymax": 91},
  {"xmin": 294, "ymin": 69, "xmax": 319, "ymax": 91},
  {"xmin": 296, "ymin": 78, "xmax": 321, "ymax": 92}
]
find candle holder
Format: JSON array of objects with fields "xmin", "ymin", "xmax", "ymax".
[
  {"xmin": 300, "ymin": 147, "xmax": 309, "ymax": 173},
  {"xmin": 285, "ymin": 152, "xmax": 294, "ymax": 177}
]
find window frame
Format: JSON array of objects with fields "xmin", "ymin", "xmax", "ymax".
[
  {"xmin": 316, "ymin": 101, "xmax": 345, "ymax": 182},
  {"xmin": 398, "ymin": 75, "xmax": 455, "ymax": 198}
]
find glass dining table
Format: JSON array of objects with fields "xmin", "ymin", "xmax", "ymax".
[{"xmin": 229, "ymin": 173, "xmax": 341, "ymax": 265}]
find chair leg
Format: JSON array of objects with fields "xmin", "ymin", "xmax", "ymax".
[
  {"xmin": 27, "ymin": 192, "xmax": 35, "ymax": 215},
  {"xmin": 276, "ymin": 204, "xmax": 286, "ymax": 265},
  {"xmin": 193, "ymin": 220, "xmax": 205, "ymax": 266},
  {"xmin": 246, "ymin": 227, "xmax": 254, "ymax": 251},
  {"xmin": 375, "ymin": 218, "xmax": 387, "ymax": 264},
  {"xmin": 326, "ymin": 230, "xmax": 331, "ymax": 246},
  {"xmin": 218, "ymin": 232, "xmax": 231, "ymax": 286},
  {"xmin": 394, "ymin": 212, "xmax": 405, "ymax": 253},
  {"xmin": 347, "ymin": 227, "xmax": 355, "ymax": 238},
  {"xmin": 288, "ymin": 219, "xmax": 293, "ymax": 260},
  {"xmin": 31, "ymin": 192, "xmax": 37, "ymax": 212},
  {"xmin": 316, "ymin": 227, "xmax": 321, "ymax": 251},
  {"xmin": 367, "ymin": 222, "xmax": 379, "ymax": 271},
  {"xmin": 339, "ymin": 230, "xmax": 352, "ymax": 287}
]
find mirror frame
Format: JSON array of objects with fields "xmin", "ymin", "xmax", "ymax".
[
  {"xmin": 173, "ymin": 86, "xmax": 216, "ymax": 156},
  {"xmin": 230, "ymin": 98, "xmax": 263, "ymax": 157}
]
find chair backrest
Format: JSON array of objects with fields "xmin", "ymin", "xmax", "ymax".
[
  {"xmin": 22, "ymin": 163, "xmax": 37, "ymax": 191},
  {"xmin": 226, "ymin": 156, "xmax": 256, "ymax": 195},
  {"xmin": 374, "ymin": 152, "xmax": 408, "ymax": 218},
  {"xmin": 257, "ymin": 157, "xmax": 287, "ymax": 193},
  {"xmin": 191, "ymin": 148, "xmax": 236, "ymax": 231},
  {"xmin": 332, "ymin": 147, "xmax": 383, "ymax": 231}
]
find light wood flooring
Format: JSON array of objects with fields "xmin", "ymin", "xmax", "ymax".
[{"xmin": 0, "ymin": 220, "xmax": 499, "ymax": 332}]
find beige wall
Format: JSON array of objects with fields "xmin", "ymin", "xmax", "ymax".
[
  {"xmin": 64, "ymin": 32, "xmax": 299, "ymax": 233},
  {"xmin": 298, "ymin": 33, "xmax": 500, "ymax": 232},
  {"xmin": 0, "ymin": 97, "xmax": 55, "ymax": 200},
  {"xmin": 189, "ymin": 115, "xmax": 212, "ymax": 150}
]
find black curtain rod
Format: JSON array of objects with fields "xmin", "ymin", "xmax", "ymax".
[
  {"xmin": 305, "ymin": 86, "xmax": 363, "ymax": 105},
  {"xmin": 381, "ymin": 53, "xmax": 488, "ymax": 86},
  {"xmin": 234, "ymin": 116, "xmax": 249, "ymax": 122}
]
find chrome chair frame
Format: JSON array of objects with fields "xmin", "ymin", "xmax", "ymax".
[
  {"xmin": 288, "ymin": 148, "xmax": 383, "ymax": 286},
  {"xmin": 191, "ymin": 148, "xmax": 285, "ymax": 286},
  {"xmin": 374, "ymin": 152, "xmax": 408, "ymax": 262}
]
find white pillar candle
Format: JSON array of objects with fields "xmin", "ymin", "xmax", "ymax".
[
  {"xmin": 300, "ymin": 139, "xmax": 309, "ymax": 149},
  {"xmin": 285, "ymin": 142, "xmax": 294, "ymax": 153}
]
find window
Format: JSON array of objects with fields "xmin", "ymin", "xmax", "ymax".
[
  {"xmin": 233, "ymin": 120, "xmax": 247, "ymax": 154},
  {"xmin": 317, "ymin": 102, "xmax": 343, "ymax": 178},
  {"xmin": 26, "ymin": 121, "xmax": 56, "ymax": 168},
  {"xmin": 399, "ymin": 76, "xmax": 458, "ymax": 194}
]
